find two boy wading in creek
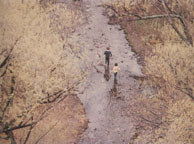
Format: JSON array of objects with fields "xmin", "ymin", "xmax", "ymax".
[{"xmin": 104, "ymin": 48, "xmax": 120, "ymax": 81}]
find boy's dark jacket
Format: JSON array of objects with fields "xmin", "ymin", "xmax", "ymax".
[{"xmin": 104, "ymin": 50, "xmax": 112, "ymax": 58}]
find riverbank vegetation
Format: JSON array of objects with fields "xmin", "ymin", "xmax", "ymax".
[
  {"xmin": 104, "ymin": 0, "xmax": 194, "ymax": 143},
  {"xmin": 0, "ymin": 0, "xmax": 88, "ymax": 143}
]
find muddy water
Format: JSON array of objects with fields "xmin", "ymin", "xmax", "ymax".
[{"xmin": 70, "ymin": 0, "xmax": 143, "ymax": 143}]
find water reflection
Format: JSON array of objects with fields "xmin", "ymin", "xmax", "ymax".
[
  {"xmin": 104, "ymin": 65, "xmax": 110, "ymax": 81},
  {"xmin": 107, "ymin": 79, "xmax": 118, "ymax": 110},
  {"xmin": 112, "ymin": 80, "xmax": 117, "ymax": 96}
]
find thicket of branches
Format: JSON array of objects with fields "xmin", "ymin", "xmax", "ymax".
[
  {"xmin": 105, "ymin": 0, "xmax": 194, "ymax": 46},
  {"xmin": 0, "ymin": 0, "xmax": 87, "ymax": 143}
]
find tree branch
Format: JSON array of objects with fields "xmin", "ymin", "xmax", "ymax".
[
  {"xmin": 176, "ymin": 86, "xmax": 194, "ymax": 100},
  {"xmin": 0, "ymin": 49, "xmax": 6, "ymax": 56},
  {"xmin": 6, "ymin": 131, "xmax": 16, "ymax": 144},
  {"xmin": 127, "ymin": 14, "xmax": 181, "ymax": 21},
  {"xmin": 139, "ymin": 115, "xmax": 162, "ymax": 128},
  {"xmin": 3, "ymin": 122, "xmax": 36, "ymax": 133},
  {"xmin": 1, "ymin": 99, "xmax": 11, "ymax": 119},
  {"xmin": 0, "ymin": 55, "xmax": 10, "ymax": 69},
  {"xmin": 24, "ymin": 124, "xmax": 34, "ymax": 144},
  {"xmin": 39, "ymin": 79, "xmax": 82, "ymax": 104},
  {"xmin": 0, "ymin": 36, "xmax": 22, "ymax": 69},
  {"xmin": 3, "ymin": 105, "xmax": 51, "ymax": 134},
  {"xmin": 161, "ymin": 0, "xmax": 193, "ymax": 46}
]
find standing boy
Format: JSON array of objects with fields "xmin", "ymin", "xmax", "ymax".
[
  {"xmin": 104, "ymin": 48, "xmax": 112, "ymax": 66},
  {"xmin": 112, "ymin": 63, "xmax": 120, "ymax": 81}
]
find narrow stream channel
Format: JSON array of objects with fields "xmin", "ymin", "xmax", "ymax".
[{"xmin": 69, "ymin": 0, "xmax": 143, "ymax": 143}]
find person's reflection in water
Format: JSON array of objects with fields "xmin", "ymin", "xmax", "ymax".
[
  {"xmin": 107, "ymin": 79, "xmax": 118, "ymax": 108},
  {"xmin": 112, "ymin": 79, "xmax": 117, "ymax": 96},
  {"xmin": 104, "ymin": 65, "xmax": 110, "ymax": 81}
]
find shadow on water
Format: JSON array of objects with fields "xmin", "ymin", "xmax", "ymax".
[
  {"xmin": 112, "ymin": 80, "xmax": 118, "ymax": 96},
  {"xmin": 104, "ymin": 65, "xmax": 110, "ymax": 81},
  {"xmin": 107, "ymin": 80, "xmax": 118, "ymax": 109}
]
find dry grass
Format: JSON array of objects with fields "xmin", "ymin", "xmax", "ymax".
[{"xmin": 0, "ymin": 0, "xmax": 88, "ymax": 143}]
